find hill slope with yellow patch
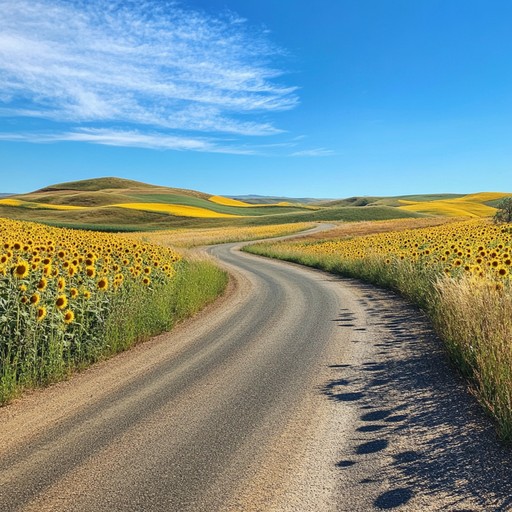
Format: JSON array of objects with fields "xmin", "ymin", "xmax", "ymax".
[
  {"xmin": 115, "ymin": 203, "xmax": 240, "ymax": 218},
  {"xmin": 398, "ymin": 192, "xmax": 511, "ymax": 217},
  {"xmin": 0, "ymin": 198, "xmax": 84, "ymax": 211},
  {"xmin": 0, "ymin": 177, "xmax": 321, "ymax": 229}
]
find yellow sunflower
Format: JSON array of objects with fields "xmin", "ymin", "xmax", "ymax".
[
  {"xmin": 97, "ymin": 277, "xmax": 109, "ymax": 291},
  {"xmin": 63, "ymin": 309, "xmax": 74, "ymax": 324},
  {"xmin": 55, "ymin": 294, "xmax": 68, "ymax": 310},
  {"xmin": 36, "ymin": 306, "xmax": 47, "ymax": 322},
  {"xmin": 13, "ymin": 260, "xmax": 29, "ymax": 279}
]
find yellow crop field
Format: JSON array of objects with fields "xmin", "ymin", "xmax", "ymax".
[
  {"xmin": 208, "ymin": 195, "xmax": 252, "ymax": 207},
  {"xmin": 0, "ymin": 198, "xmax": 75, "ymax": 210},
  {"xmin": 0, "ymin": 198, "xmax": 83, "ymax": 210},
  {"xmin": 460, "ymin": 192, "xmax": 510, "ymax": 203},
  {"xmin": 129, "ymin": 222, "xmax": 314, "ymax": 248},
  {"xmin": 208, "ymin": 195, "xmax": 295, "ymax": 208},
  {"xmin": 0, "ymin": 199, "xmax": 23, "ymax": 207},
  {"xmin": 398, "ymin": 199, "xmax": 496, "ymax": 217},
  {"xmin": 114, "ymin": 203, "xmax": 241, "ymax": 218},
  {"xmin": 397, "ymin": 192, "xmax": 512, "ymax": 217}
]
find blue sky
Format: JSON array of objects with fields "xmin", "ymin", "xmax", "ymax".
[{"xmin": 1, "ymin": 0, "xmax": 511, "ymax": 197}]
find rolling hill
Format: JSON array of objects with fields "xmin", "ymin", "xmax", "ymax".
[
  {"xmin": 317, "ymin": 192, "xmax": 511, "ymax": 218},
  {"xmin": 0, "ymin": 177, "xmax": 507, "ymax": 231},
  {"xmin": 0, "ymin": 177, "xmax": 424, "ymax": 231},
  {"xmin": 396, "ymin": 192, "xmax": 510, "ymax": 217}
]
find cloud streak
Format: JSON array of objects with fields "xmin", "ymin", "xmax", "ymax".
[
  {"xmin": 291, "ymin": 148, "xmax": 335, "ymax": 157},
  {"xmin": 0, "ymin": 0, "xmax": 298, "ymax": 142},
  {"xmin": 0, "ymin": 129, "xmax": 255, "ymax": 154}
]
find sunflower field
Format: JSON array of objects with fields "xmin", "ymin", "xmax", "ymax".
[
  {"xmin": 269, "ymin": 219, "xmax": 512, "ymax": 282},
  {"xmin": 247, "ymin": 219, "xmax": 512, "ymax": 439},
  {"xmin": 0, "ymin": 218, "xmax": 227, "ymax": 403}
]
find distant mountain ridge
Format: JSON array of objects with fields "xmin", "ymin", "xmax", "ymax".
[
  {"xmin": 228, "ymin": 195, "xmax": 325, "ymax": 204},
  {"xmin": 0, "ymin": 193, "xmax": 13, "ymax": 198}
]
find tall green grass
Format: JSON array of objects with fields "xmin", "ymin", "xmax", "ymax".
[
  {"xmin": 0, "ymin": 260, "xmax": 227, "ymax": 404},
  {"xmin": 245, "ymin": 242, "xmax": 512, "ymax": 441}
]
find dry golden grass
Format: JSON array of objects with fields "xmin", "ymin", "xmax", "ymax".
[
  {"xmin": 435, "ymin": 276, "xmax": 512, "ymax": 438},
  {"xmin": 296, "ymin": 217, "xmax": 459, "ymax": 242},
  {"xmin": 126, "ymin": 223, "xmax": 314, "ymax": 248}
]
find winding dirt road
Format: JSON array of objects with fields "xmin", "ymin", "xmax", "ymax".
[{"xmin": 2, "ymin": 232, "xmax": 512, "ymax": 511}]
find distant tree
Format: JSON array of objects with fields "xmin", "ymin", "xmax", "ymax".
[{"xmin": 493, "ymin": 197, "xmax": 512, "ymax": 224}]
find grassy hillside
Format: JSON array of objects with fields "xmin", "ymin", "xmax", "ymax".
[
  {"xmin": 2, "ymin": 177, "xmax": 313, "ymax": 221},
  {"xmin": 397, "ymin": 192, "xmax": 511, "ymax": 217},
  {"xmin": 0, "ymin": 177, "xmax": 423, "ymax": 231},
  {"xmin": 317, "ymin": 193, "xmax": 466, "ymax": 208},
  {"xmin": 319, "ymin": 192, "xmax": 510, "ymax": 218},
  {"xmin": 0, "ymin": 177, "xmax": 505, "ymax": 231}
]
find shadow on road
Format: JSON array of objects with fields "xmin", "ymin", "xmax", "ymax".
[{"xmin": 323, "ymin": 279, "xmax": 512, "ymax": 511}]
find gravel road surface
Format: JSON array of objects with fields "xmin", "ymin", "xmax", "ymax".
[{"xmin": 1, "ymin": 234, "xmax": 512, "ymax": 511}]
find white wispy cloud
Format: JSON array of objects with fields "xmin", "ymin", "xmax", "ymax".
[
  {"xmin": 0, "ymin": 0, "xmax": 298, "ymax": 143},
  {"xmin": 291, "ymin": 148, "xmax": 335, "ymax": 157},
  {"xmin": 0, "ymin": 129, "xmax": 255, "ymax": 154}
]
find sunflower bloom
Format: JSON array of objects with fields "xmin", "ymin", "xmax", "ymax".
[
  {"xmin": 63, "ymin": 309, "xmax": 74, "ymax": 324},
  {"xmin": 13, "ymin": 260, "xmax": 29, "ymax": 279},
  {"xmin": 97, "ymin": 277, "xmax": 109, "ymax": 291},
  {"xmin": 56, "ymin": 294, "xmax": 68, "ymax": 310},
  {"xmin": 36, "ymin": 306, "xmax": 47, "ymax": 322},
  {"xmin": 497, "ymin": 266, "xmax": 508, "ymax": 278}
]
